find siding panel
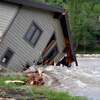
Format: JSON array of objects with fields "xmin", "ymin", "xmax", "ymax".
[{"xmin": 0, "ymin": 2, "xmax": 18, "ymax": 38}]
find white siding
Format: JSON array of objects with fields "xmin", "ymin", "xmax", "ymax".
[
  {"xmin": 53, "ymin": 20, "xmax": 66, "ymax": 62},
  {"xmin": 0, "ymin": 2, "xmax": 18, "ymax": 41},
  {"xmin": 0, "ymin": 5, "xmax": 66, "ymax": 70}
]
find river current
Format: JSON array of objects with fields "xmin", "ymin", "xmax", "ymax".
[{"xmin": 44, "ymin": 55, "xmax": 100, "ymax": 100}]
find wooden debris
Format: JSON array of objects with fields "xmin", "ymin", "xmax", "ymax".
[
  {"xmin": 5, "ymin": 80, "xmax": 25, "ymax": 84},
  {"xmin": 3, "ymin": 68, "xmax": 45, "ymax": 86},
  {"xmin": 27, "ymin": 69, "xmax": 45, "ymax": 86}
]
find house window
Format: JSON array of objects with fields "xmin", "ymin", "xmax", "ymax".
[
  {"xmin": 37, "ymin": 32, "xmax": 58, "ymax": 65},
  {"xmin": 42, "ymin": 32, "xmax": 58, "ymax": 61},
  {"xmin": 42, "ymin": 33, "xmax": 56, "ymax": 55},
  {"xmin": 43, "ymin": 44, "xmax": 58, "ymax": 62},
  {"xmin": 0, "ymin": 48, "xmax": 14, "ymax": 66},
  {"xmin": 25, "ymin": 22, "xmax": 42, "ymax": 47}
]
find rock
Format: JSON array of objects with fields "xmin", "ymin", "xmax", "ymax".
[
  {"xmin": 0, "ymin": 67, "xmax": 3, "ymax": 72},
  {"xmin": 23, "ymin": 65, "xmax": 37, "ymax": 73},
  {"xmin": 0, "ymin": 97, "xmax": 15, "ymax": 100},
  {"xmin": 0, "ymin": 66, "xmax": 10, "ymax": 72}
]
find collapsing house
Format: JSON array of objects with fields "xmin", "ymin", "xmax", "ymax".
[{"xmin": 0, "ymin": 0, "xmax": 77, "ymax": 71}]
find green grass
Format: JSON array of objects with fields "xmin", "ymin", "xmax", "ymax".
[
  {"xmin": 77, "ymin": 47, "xmax": 100, "ymax": 54},
  {"xmin": 0, "ymin": 75, "xmax": 27, "ymax": 88},
  {"xmin": 0, "ymin": 75, "xmax": 87, "ymax": 100},
  {"xmin": 32, "ymin": 86, "xmax": 87, "ymax": 100}
]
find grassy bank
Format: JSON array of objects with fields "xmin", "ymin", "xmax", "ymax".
[{"xmin": 0, "ymin": 75, "xmax": 87, "ymax": 100}]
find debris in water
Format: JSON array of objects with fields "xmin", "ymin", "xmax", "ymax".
[{"xmin": 27, "ymin": 69, "xmax": 45, "ymax": 86}]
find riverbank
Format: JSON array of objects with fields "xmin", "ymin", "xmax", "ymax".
[
  {"xmin": 0, "ymin": 54, "xmax": 100, "ymax": 100},
  {"xmin": 0, "ymin": 75, "xmax": 86, "ymax": 100}
]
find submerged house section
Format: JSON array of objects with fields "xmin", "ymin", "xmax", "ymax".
[
  {"xmin": 54, "ymin": 12, "xmax": 78, "ymax": 66},
  {"xmin": 60, "ymin": 14, "xmax": 78, "ymax": 66},
  {"xmin": 0, "ymin": 2, "xmax": 18, "ymax": 42}
]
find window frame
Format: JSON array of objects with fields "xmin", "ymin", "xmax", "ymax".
[
  {"xmin": 42, "ymin": 32, "xmax": 57, "ymax": 56},
  {"xmin": 42, "ymin": 43, "xmax": 59, "ymax": 61},
  {"xmin": 24, "ymin": 21, "xmax": 43, "ymax": 48},
  {"xmin": 0, "ymin": 47, "xmax": 15, "ymax": 67}
]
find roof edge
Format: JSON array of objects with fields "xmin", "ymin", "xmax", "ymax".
[{"xmin": 3, "ymin": 0, "xmax": 65, "ymax": 13}]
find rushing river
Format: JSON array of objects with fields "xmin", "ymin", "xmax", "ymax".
[{"xmin": 44, "ymin": 55, "xmax": 100, "ymax": 100}]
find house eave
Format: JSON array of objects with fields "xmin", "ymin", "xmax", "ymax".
[{"xmin": 2, "ymin": 0, "xmax": 65, "ymax": 13}]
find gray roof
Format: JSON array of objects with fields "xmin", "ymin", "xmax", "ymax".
[{"xmin": 3, "ymin": 0, "xmax": 65, "ymax": 13}]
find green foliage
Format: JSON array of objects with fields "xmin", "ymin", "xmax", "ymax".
[
  {"xmin": 67, "ymin": 0, "xmax": 100, "ymax": 52},
  {"xmin": 32, "ymin": 0, "xmax": 100, "ymax": 53},
  {"xmin": 77, "ymin": 46, "xmax": 100, "ymax": 54}
]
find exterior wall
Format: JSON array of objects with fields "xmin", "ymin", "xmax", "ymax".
[
  {"xmin": 54, "ymin": 21, "xmax": 66, "ymax": 62},
  {"xmin": 0, "ymin": 4, "xmax": 66, "ymax": 71},
  {"xmin": 0, "ymin": 2, "xmax": 18, "ymax": 42}
]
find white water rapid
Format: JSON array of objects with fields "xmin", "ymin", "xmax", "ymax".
[{"xmin": 44, "ymin": 54, "xmax": 100, "ymax": 100}]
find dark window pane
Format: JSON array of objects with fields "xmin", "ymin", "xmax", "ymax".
[
  {"xmin": 25, "ymin": 22, "xmax": 42, "ymax": 47},
  {"xmin": 30, "ymin": 29, "xmax": 41, "ymax": 45},
  {"xmin": 26, "ymin": 25, "xmax": 36, "ymax": 40},
  {"xmin": 1, "ymin": 49, "xmax": 14, "ymax": 66},
  {"xmin": 44, "ymin": 45, "xmax": 58, "ymax": 61}
]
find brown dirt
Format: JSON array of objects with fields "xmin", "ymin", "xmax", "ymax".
[
  {"xmin": 0, "ymin": 88, "xmax": 52, "ymax": 100},
  {"xmin": 0, "ymin": 88, "xmax": 34, "ymax": 100}
]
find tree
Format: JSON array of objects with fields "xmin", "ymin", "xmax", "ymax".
[
  {"xmin": 33, "ymin": 0, "xmax": 100, "ymax": 52},
  {"xmin": 67, "ymin": 0, "xmax": 100, "ymax": 51}
]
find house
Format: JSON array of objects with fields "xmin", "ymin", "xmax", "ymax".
[{"xmin": 0, "ymin": 0, "xmax": 77, "ymax": 71}]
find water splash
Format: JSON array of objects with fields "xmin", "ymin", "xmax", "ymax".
[{"xmin": 44, "ymin": 55, "xmax": 100, "ymax": 100}]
